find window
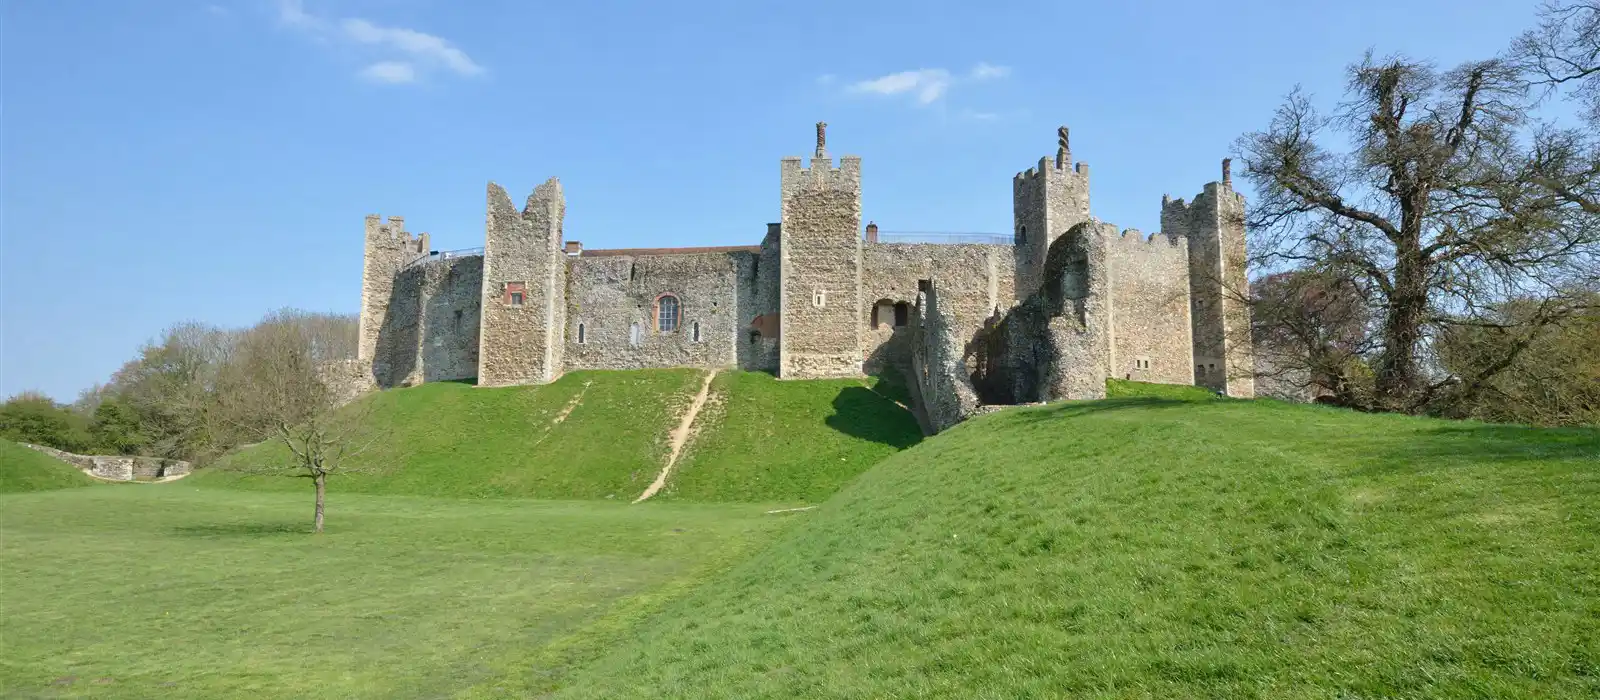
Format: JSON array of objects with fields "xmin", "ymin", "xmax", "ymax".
[
  {"xmin": 1135, "ymin": 357, "xmax": 1151, "ymax": 370},
  {"xmin": 812, "ymin": 290, "xmax": 827, "ymax": 308},
  {"xmin": 1196, "ymin": 364, "xmax": 1205, "ymax": 378},
  {"xmin": 1017, "ymin": 225, "xmax": 1026, "ymax": 244},
  {"xmin": 893, "ymin": 302, "xmax": 910, "ymax": 327},
  {"xmin": 504, "ymin": 282, "xmax": 526, "ymax": 306},
  {"xmin": 692, "ymin": 321, "xmax": 701, "ymax": 342},
  {"xmin": 656, "ymin": 294, "xmax": 680, "ymax": 332},
  {"xmin": 577, "ymin": 323, "xmax": 586, "ymax": 344}
]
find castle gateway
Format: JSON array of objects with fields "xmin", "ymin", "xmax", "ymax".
[{"xmin": 357, "ymin": 124, "xmax": 1253, "ymax": 417}]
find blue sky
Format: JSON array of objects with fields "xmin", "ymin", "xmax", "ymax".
[{"xmin": 1, "ymin": 0, "xmax": 1539, "ymax": 401}]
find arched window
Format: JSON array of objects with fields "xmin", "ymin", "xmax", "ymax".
[{"xmin": 655, "ymin": 294, "xmax": 680, "ymax": 332}]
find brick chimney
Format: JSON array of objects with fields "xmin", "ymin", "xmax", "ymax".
[
  {"xmin": 865, "ymin": 221, "xmax": 879, "ymax": 243},
  {"xmin": 564, "ymin": 240, "xmax": 583, "ymax": 255}
]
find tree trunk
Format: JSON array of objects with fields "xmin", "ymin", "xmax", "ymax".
[
  {"xmin": 1375, "ymin": 228, "xmax": 1428, "ymax": 410},
  {"xmin": 313, "ymin": 473, "xmax": 326, "ymax": 534}
]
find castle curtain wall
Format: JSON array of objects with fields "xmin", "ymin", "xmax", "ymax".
[
  {"xmin": 860, "ymin": 243, "xmax": 1014, "ymax": 374},
  {"xmin": 1104, "ymin": 230, "xmax": 1193, "ymax": 385},
  {"xmin": 371, "ymin": 255, "xmax": 483, "ymax": 387},
  {"xmin": 564, "ymin": 251, "xmax": 750, "ymax": 371}
]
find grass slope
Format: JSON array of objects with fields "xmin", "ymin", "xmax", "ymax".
[
  {"xmin": 555, "ymin": 383, "xmax": 1600, "ymax": 699},
  {"xmin": 0, "ymin": 486, "xmax": 785, "ymax": 698},
  {"xmin": 201, "ymin": 369, "xmax": 924, "ymax": 504},
  {"xmin": 0, "ymin": 439, "xmax": 96, "ymax": 493},
  {"xmin": 660, "ymin": 371, "xmax": 923, "ymax": 503},
  {"xmin": 199, "ymin": 369, "xmax": 703, "ymax": 500}
]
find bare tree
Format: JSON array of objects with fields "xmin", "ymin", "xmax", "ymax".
[
  {"xmin": 215, "ymin": 309, "xmax": 376, "ymax": 533},
  {"xmin": 1237, "ymin": 49, "xmax": 1600, "ymax": 413},
  {"xmin": 1251, "ymin": 269, "xmax": 1374, "ymax": 404}
]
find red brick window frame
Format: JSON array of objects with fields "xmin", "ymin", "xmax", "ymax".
[
  {"xmin": 653, "ymin": 293, "xmax": 681, "ymax": 332},
  {"xmin": 504, "ymin": 282, "xmax": 526, "ymax": 306}
]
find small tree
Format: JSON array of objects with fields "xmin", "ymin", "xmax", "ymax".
[{"xmin": 216, "ymin": 310, "xmax": 376, "ymax": 533}]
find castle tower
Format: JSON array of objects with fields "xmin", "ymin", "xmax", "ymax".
[
  {"xmin": 358, "ymin": 215, "xmax": 429, "ymax": 365},
  {"xmin": 777, "ymin": 122, "xmax": 864, "ymax": 378},
  {"xmin": 1013, "ymin": 126, "xmax": 1091, "ymax": 300},
  {"xmin": 476, "ymin": 178, "xmax": 568, "ymax": 387},
  {"xmin": 1164, "ymin": 159, "xmax": 1254, "ymax": 397}
]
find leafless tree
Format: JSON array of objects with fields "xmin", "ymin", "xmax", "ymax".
[
  {"xmin": 1237, "ymin": 46, "xmax": 1600, "ymax": 413},
  {"xmin": 1251, "ymin": 270, "xmax": 1374, "ymax": 404},
  {"xmin": 215, "ymin": 309, "xmax": 376, "ymax": 533}
]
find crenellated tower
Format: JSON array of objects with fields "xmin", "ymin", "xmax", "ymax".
[
  {"xmin": 778, "ymin": 122, "xmax": 864, "ymax": 379},
  {"xmin": 359, "ymin": 215, "xmax": 429, "ymax": 365},
  {"xmin": 477, "ymin": 178, "xmax": 568, "ymax": 387},
  {"xmin": 1163, "ymin": 159, "xmax": 1254, "ymax": 397},
  {"xmin": 1013, "ymin": 126, "xmax": 1091, "ymax": 300}
]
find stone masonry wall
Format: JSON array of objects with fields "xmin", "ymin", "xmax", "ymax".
[
  {"xmin": 1105, "ymin": 229, "xmax": 1192, "ymax": 385},
  {"xmin": 1167, "ymin": 175, "xmax": 1255, "ymax": 397},
  {"xmin": 861, "ymin": 242, "xmax": 1013, "ymax": 375},
  {"xmin": 372, "ymin": 255, "xmax": 482, "ymax": 387},
  {"xmin": 478, "ymin": 179, "xmax": 567, "ymax": 387},
  {"xmin": 1012, "ymin": 133, "xmax": 1091, "ymax": 301},
  {"xmin": 911, "ymin": 281, "xmax": 982, "ymax": 431},
  {"xmin": 736, "ymin": 225, "xmax": 781, "ymax": 372},
  {"xmin": 358, "ymin": 215, "xmax": 428, "ymax": 365},
  {"xmin": 565, "ymin": 251, "xmax": 747, "ymax": 370},
  {"xmin": 779, "ymin": 152, "xmax": 863, "ymax": 378},
  {"xmin": 21, "ymin": 443, "xmax": 192, "ymax": 481}
]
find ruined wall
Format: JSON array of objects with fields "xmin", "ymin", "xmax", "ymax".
[
  {"xmin": 1166, "ymin": 167, "xmax": 1255, "ymax": 397},
  {"xmin": 371, "ymin": 255, "xmax": 482, "ymax": 387},
  {"xmin": 778, "ymin": 128, "xmax": 863, "ymax": 379},
  {"xmin": 21, "ymin": 443, "xmax": 192, "ymax": 481},
  {"xmin": 565, "ymin": 251, "xmax": 747, "ymax": 370},
  {"xmin": 911, "ymin": 281, "xmax": 982, "ymax": 431},
  {"xmin": 972, "ymin": 221, "xmax": 1112, "ymax": 405},
  {"xmin": 1105, "ymin": 229, "xmax": 1193, "ymax": 385},
  {"xmin": 478, "ymin": 179, "xmax": 567, "ymax": 387},
  {"xmin": 861, "ymin": 242, "xmax": 1013, "ymax": 374},
  {"xmin": 1013, "ymin": 127, "xmax": 1091, "ymax": 301},
  {"xmin": 358, "ymin": 215, "xmax": 429, "ymax": 365}
]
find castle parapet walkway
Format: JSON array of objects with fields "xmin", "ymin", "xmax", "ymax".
[
  {"xmin": 402, "ymin": 246, "xmax": 485, "ymax": 269},
  {"xmin": 872, "ymin": 231, "xmax": 1014, "ymax": 245}
]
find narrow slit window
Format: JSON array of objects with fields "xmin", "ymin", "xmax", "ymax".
[
  {"xmin": 692, "ymin": 321, "xmax": 701, "ymax": 342},
  {"xmin": 577, "ymin": 323, "xmax": 586, "ymax": 344},
  {"xmin": 812, "ymin": 290, "xmax": 827, "ymax": 308}
]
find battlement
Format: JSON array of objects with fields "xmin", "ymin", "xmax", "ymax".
[
  {"xmin": 1109, "ymin": 226, "xmax": 1186, "ymax": 248},
  {"xmin": 364, "ymin": 214, "xmax": 429, "ymax": 252}
]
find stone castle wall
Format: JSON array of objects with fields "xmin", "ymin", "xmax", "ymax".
[
  {"xmin": 478, "ymin": 179, "xmax": 566, "ymax": 387},
  {"xmin": 371, "ymin": 255, "xmax": 482, "ymax": 387},
  {"xmin": 22, "ymin": 443, "xmax": 192, "ymax": 481},
  {"xmin": 358, "ymin": 215, "xmax": 428, "ymax": 365},
  {"xmin": 910, "ymin": 281, "xmax": 981, "ymax": 432},
  {"xmin": 1105, "ymin": 229, "xmax": 1192, "ymax": 385},
  {"xmin": 861, "ymin": 242, "xmax": 1013, "ymax": 374},
  {"xmin": 1012, "ymin": 139, "xmax": 1091, "ymax": 301},
  {"xmin": 565, "ymin": 251, "xmax": 751, "ymax": 371},
  {"xmin": 778, "ymin": 152, "xmax": 863, "ymax": 379},
  {"xmin": 1166, "ymin": 175, "xmax": 1255, "ymax": 397}
]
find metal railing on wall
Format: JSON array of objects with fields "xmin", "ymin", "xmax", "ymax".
[
  {"xmin": 871, "ymin": 231, "xmax": 1014, "ymax": 245},
  {"xmin": 401, "ymin": 247, "xmax": 485, "ymax": 269}
]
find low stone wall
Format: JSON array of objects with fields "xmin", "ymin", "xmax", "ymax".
[{"xmin": 20, "ymin": 443, "xmax": 192, "ymax": 482}]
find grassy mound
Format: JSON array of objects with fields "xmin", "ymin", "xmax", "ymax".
[
  {"xmin": 198, "ymin": 369, "xmax": 924, "ymax": 503},
  {"xmin": 0, "ymin": 440, "xmax": 96, "ymax": 493},
  {"xmin": 199, "ymin": 370, "xmax": 704, "ymax": 500},
  {"xmin": 659, "ymin": 371, "xmax": 922, "ymax": 503},
  {"xmin": 554, "ymin": 383, "xmax": 1600, "ymax": 699}
]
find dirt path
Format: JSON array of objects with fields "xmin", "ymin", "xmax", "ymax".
[
  {"xmin": 633, "ymin": 369, "xmax": 718, "ymax": 504},
  {"xmin": 528, "ymin": 380, "xmax": 591, "ymax": 450}
]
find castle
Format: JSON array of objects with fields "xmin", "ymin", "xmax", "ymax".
[{"xmin": 356, "ymin": 124, "xmax": 1253, "ymax": 429}]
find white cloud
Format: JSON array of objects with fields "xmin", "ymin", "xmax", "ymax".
[
  {"xmin": 843, "ymin": 63, "xmax": 1009, "ymax": 107},
  {"xmin": 359, "ymin": 61, "xmax": 417, "ymax": 84},
  {"xmin": 275, "ymin": 0, "xmax": 483, "ymax": 83},
  {"xmin": 340, "ymin": 18, "xmax": 483, "ymax": 76},
  {"xmin": 970, "ymin": 62, "xmax": 1010, "ymax": 80},
  {"xmin": 849, "ymin": 69, "xmax": 952, "ymax": 105}
]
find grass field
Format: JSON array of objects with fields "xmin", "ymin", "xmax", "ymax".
[
  {"xmin": 0, "ymin": 486, "xmax": 789, "ymax": 698},
  {"xmin": 6, "ymin": 380, "xmax": 1598, "ymax": 698},
  {"xmin": 554, "ymin": 384, "xmax": 1600, "ymax": 699},
  {"xmin": 0, "ymin": 439, "xmax": 96, "ymax": 493}
]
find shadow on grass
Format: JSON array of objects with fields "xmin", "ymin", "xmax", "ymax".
[
  {"xmin": 172, "ymin": 522, "xmax": 312, "ymax": 537},
  {"xmin": 825, "ymin": 387, "xmax": 924, "ymax": 449},
  {"xmin": 1355, "ymin": 422, "xmax": 1600, "ymax": 474}
]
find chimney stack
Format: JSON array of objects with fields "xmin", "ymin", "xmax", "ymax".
[
  {"xmin": 816, "ymin": 121, "xmax": 827, "ymax": 158},
  {"xmin": 564, "ymin": 240, "xmax": 583, "ymax": 255},
  {"xmin": 865, "ymin": 221, "xmax": 878, "ymax": 243}
]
